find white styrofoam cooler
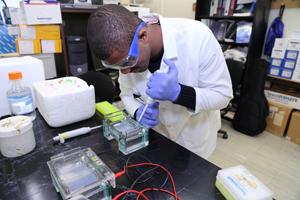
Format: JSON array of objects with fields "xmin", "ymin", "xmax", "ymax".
[
  {"xmin": 33, "ymin": 77, "xmax": 95, "ymax": 127},
  {"xmin": 0, "ymin": 56, "xmax": 45, "ymax": 118}
]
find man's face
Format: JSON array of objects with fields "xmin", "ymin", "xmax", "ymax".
[{"xmin": 105, "ymin": 42, "xmax": 151, "ymax": 74}]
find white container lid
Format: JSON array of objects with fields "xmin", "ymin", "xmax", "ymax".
[
  {"xmin": 0, "ymin": 116, "xmax": 33, "ymax": 138},
  {"xmin": 33, "ymin": 77, "xmax": 90, "ymax": 97}
]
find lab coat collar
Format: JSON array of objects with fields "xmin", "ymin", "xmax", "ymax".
[{"xmin": 158, "ymin": 15, "xmax": 178, "ymax": 60}]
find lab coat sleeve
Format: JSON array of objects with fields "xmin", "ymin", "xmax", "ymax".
[
  {"xmin": 118, "ymin": 74, "xmax": 142, "ymax": 117},
  {"xmin": 193, "ymin": 33, "xmax": 233, "ymax": 113}
]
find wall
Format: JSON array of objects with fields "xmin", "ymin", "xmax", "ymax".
[
  {"xmin": 143, "ymin": 0, "xmax": 195, "ymax": 19},
  {"xmin": 142, "ymin": 0, "xmax": 163, "ymax": 15},
  {"xmin": 160, "ymin": 0, "xmax": 195, "ymax": 19}
]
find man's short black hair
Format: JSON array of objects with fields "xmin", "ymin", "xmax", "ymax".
[{"xmin": 87, "ymin": 4, "xmax": 142, "ymax": 60}]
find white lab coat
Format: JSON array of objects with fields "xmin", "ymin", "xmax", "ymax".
[{"xmin": 118, "ymin": 16, "xmax": 233, "ymax": 159}]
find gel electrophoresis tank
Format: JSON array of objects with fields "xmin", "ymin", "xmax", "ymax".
[
  {"xmin": 103, "ymin": 111, "xmax": 149, "ymax": 155},
  {"xmin": 47, "ymin": 148, "xmax": 115, "ymax": 200}
]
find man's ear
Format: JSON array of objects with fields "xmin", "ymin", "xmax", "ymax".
[{"xmin": 139, "ymin": 29, "xmax": 149, "ymax": 44}]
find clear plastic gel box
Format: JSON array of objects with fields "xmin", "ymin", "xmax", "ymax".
[
  {"xmin": 47, "ymin": 148, "xmax": 115, "ymax": 200},
  {"xmin": 103, "ymin": 111, "xmax": 149, "ymax": 155}
]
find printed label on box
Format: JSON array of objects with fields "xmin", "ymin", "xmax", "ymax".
[
  {"xmin": 285, "ymin": 50, "xmax": 298, "ymax": 60},
  {"xmin": 269, "ymin": 67, "xmax": 280, "ymax": 76},
  {"xmin": 271, "ymin": 58, "xmax": 282, "ymax": 67},
  {"xmin": 19, "ymin": 40, "xmax": 34, "ymax": 54},
  {"xmin": 20, "ymin": 25, "xmax": 36, "ymax": 39},
  {"xmin": 41, "ymin": 40, "xmax": 55, "ymax": 53},
  {"xmin": 265, "ymin": 90, "xmax": 300, "ymax": 110},
  {"xmin": 273, "ymin": 112, "xmax": 284, "ymax": 126},
  {"xmin": 283, "ymin": 60, "xmax": 296, "ymax": 69},
  {"xmin": 41, "ymin": 40, "xmax": 62, "ymax": 53},
  {"xmin": 7, "ymin": 25, "xmax": 19, "ymax": 36},
  {"xmin": 287, "ymin": 40, "xmax": 300, "ymax": 51},
  {"xmin": 269, "ymin": 106, "xmax": 278, "ymax": 118},
  {"xmin": 271, "ymin": 49, "xmax": 285, "ymax": 59},
  {"xmin": 273, "ymin": 38, "xmax": 288, "ymax": 50},
  {"xmin": 281, "ymin": 69, "xmax": 293, "ymax": 78}
]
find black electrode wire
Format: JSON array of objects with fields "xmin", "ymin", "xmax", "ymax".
[
  {"xmin": 122, "ymin": 154, "xmax": 155, "ymax": 200},
  {"xmin": 125, "ymin": 155, "xmax": 169, "ymax": 189},
  {"xmin": 121, "ymin": 154, "xmax": 169, "ymax": 200},
  {"xmin": 125, "ymin": 154, "xmax": 154, "ymax": 183}
]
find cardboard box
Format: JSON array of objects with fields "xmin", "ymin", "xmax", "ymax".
[
  {"xmin": 36, "ymin": 25, "xmax": 61, "ymax": 39},
  {"xmin": 20, "ymin": 1, "xmax": 62, "ymax": 25},
  {"xmin": 266, "ymin": 101, "xmax": 293, "ymax": 136},
  {"xmin": 16, "ymin": 38, "xmax": 41, "ymax": 54},
  {"xmin": 41, "ymin": 40, "xmax": 62, "ymax": 53},
  {"xmin": 9, "ymin": 7, "xmax": 26, "ymax": 25},
  {"xmin": 32, "ymin": 54, "xmax": 57, "ymax": 79},
  {"xmin": 20, "ymin": 25, "xmax": 61, "ymax": 40},
  {"xmin": 265, "ymin": 89, "xmax": 300, "ymax": 110},
  {"xmin": 287, "ymin": 111, "xmax": 300, "ymax": 144},
  {"xmin": 0, "ymin": 25, "xmax": 17, "ymax": 54}
]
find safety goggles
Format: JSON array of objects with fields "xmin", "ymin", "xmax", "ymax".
[{"xmin": 101, "ymin": 21, "xmax": 146, "ymax": 70}]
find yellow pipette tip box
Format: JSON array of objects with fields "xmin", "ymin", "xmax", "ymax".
[{"xmin": 95, "ymin": 101, "xmax": 124, "ymax": 122}]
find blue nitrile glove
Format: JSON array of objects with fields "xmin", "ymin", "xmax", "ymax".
[
  {"xmin": 136, "ymin": 102, "xmax": 160, "ymax": 128},
  {"xmin": 146, "ymin": 58, "xmax": 181, "ymax": 102}
]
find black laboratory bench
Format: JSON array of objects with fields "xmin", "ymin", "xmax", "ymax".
[{"xmin": 0, "ymin": 111, "xmax": 225, "ymax": 200}]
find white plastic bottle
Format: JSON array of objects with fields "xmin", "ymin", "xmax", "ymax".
[{"xmin": 6, "ymin": 71, "xmax": 36, "ymax": 121}]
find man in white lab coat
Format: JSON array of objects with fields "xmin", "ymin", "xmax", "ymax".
[{"xmin": 87, "ymin": 5, "xmax": 233, "ymax": 158}]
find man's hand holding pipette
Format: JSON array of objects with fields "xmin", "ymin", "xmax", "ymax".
[
  {"xmin": 136, "ymin": 59, "xmax": 181, "ymax": 128},
  {"xmin": 136, "ymin": 102, "xmax": 159, "ymax": 128}
]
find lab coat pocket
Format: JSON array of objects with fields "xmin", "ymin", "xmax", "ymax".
[{"xmin": 159, "ymin": 102, "xmax": 190, "ymax": 140}]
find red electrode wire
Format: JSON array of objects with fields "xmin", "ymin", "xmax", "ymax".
[
  {"xmin": 112, "ymin": 189, "xmax": 149, "ymax": 200},
  {"xmin": 114, "ymin": 162, "xmax": 179, "ymax": 200},
  {"xmin": 137, "ymin": 188, "xmax": 179, "ymax": 200}
]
